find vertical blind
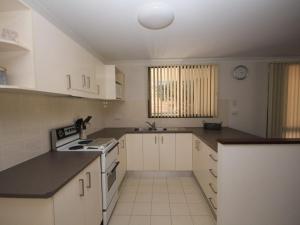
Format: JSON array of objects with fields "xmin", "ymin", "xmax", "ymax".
[
  {"xmin": 148, "ymin": 65, "xmax": 218, "ymax": 118},
  {"xmin": 267, "ymin": 63, "xmax": 300, "ymax": 138}
]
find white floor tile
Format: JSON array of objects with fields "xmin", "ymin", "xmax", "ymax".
[
  {"xmin": 169, "ymin": 194, "xmax": 186, "ymax": 203},
  {"xmin": 151, "ymin": 203, "xmax": 171, "ymax": 215},
  {"xmin": 171, "ymin": 215, "xmax": 193, "ymax": 225},
  {"xmin": 114, "ymin": 203, "xmax": 134, "ymax": 215},
  {"xmin": 153, "ymin": 185, "xmax": 168, "ymax": 193},
  {"xmin": 138, "ymin": 185, "xmax": 153, "ymax": 193},
  {"xmin": 185, "ymin": 193, "xmax": 205, "ymax": 203},
  {"xmin": 153, "ymin": 178, "xmax": 167, "ymax": 185},
  {"xmin": 151, "ymin": 216, "xmax": 172, "ymax": 225},
  {"xmin": 188, "ymin": 203, "xmax": 211, "ymax": 216},
  {"xmin": 132, "ymin": 202, "xmax": 152, "ymax": 215},
  {"xmin": 191, "ymin": 216, "xmax": 216, "ymax": 225},
  {"xmin": 129, "ymin": 216, "xmax": 151, "ymax": 225},
  {"xmin": 152, "ymin": 193, "xmax": 169, "ymax": 203},
  {"xmin": 108, "ymin": 215, "xmax": 131, "ymax": 225},
  {"xmin": 119, "ymin": 193, "xmax": 136, "ymax": 202},
  {"xmin": 170, "ymin": 203, "xmax": 190, "ymax": 215},
  {"xmin": 183, "ymin": 185, "xmax": 201, "ymax": 194},
  {"xmin": 136, "ymin": 192, "xmax": 153, "ymax": 202},
  {"xmin": 168, "ymin": 185, "xmax": 184, "ymax": 194},
  {"xmin": 121, "ymin": 186, "xmax": 138, "ymax": 193}
]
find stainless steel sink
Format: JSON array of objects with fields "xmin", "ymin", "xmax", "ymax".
[{"xmin": 134, "ymin": 127, "xmax": 168, "ymax": 132}]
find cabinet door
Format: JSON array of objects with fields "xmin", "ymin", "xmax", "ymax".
[
  {"xmin": 117, "ymin": 136, "xmax": 127, "ymax": 186},
  {"xmin": 53, "ymin": 172, "xmax": 86, "ymax": 225},
  {"xmin": 143, "ymin": 134, "xmax": 159, "ymax": 171},
  {"xmin": 175, "ymin": 133, "xmax": 193, "ymax": 171},
  {"xmin": 159, "ymin": 134, "xmax": 175, "ymax": 171},
  {"xmin": 84, "ymin": 158, "xmax": 102, "ymax": 225},
  {"xmin": 126, "ymin": 134, "xmax": 143, "ymax": 170},
  {"xmin": 192, "ymin": 136, "xmax": 201, "ymax": 181}
]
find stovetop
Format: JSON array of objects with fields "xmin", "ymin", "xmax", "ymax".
[{"xmin": 57, "ymin": 138, "xmax": 118, "ymax": 152}]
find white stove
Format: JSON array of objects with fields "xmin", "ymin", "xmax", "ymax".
[{"xmin": 51, "ymin": 124, "xmax": 120, "ymax": 225}]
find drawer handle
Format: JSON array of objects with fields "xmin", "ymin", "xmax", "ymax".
[
  {"xmin": 209, "ymin": 183, "xmax": 217, "ymax": 194},
  {"xmin": 208, "ymin": 197, "xmax": 217, "ymax": 210},
  {"xmin": 86, "ymin": 172, "xmax": 91, "ymax": 189},
  {"xmin": 209, "ymin": 169, "xmax": 218, "ymax": 178},
  {"xmin": 209, "ymin": 154, "xmax": 218, "ymax": 162},
  {"xmin": 66, "ymin": 74, "xmax": 71, "ymax": 89},
  {"xmin": 79, "ymin": 179, "xmax": 85, "ymax": 197}
]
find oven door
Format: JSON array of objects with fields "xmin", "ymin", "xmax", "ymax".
[{"xmin": 102, "ymin": 161, "xmax": 120, "ymax": 209}]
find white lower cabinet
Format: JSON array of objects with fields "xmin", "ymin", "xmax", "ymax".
[
  {"xmin": 0, "ymin": 157, "xmax": 102, "ymax": 225},
  {"xmin": 159, "ymin": 134, "xmax": 176, "ymax": 170},
  {"xmin": 192, "ymin": 137, "xmax": 218, "ymax": 216},
  {"xmin": 126, "ymin": 133, "xmax": 191, "ymax": 171},
  {"xmin": 142, "ymin": 134, "xmax": 160, "ymax": 170},
  {"xmin": 117, "ymin": 135, "xmax": 127, "ymax": 186},
  {"xmin": 142, "ymin": 133, "xmax": 176, "ymax": 171},
  {"xmin": 175, "ymin": 133, "xmax": 193, "ymax": 171},
  {"xmin": 126, "ymin": 134, "xmax": 143, "ymax": 170}
]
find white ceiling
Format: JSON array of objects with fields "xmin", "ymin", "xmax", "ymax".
[{"xmin": 24, "ymin": 0, "xmax": 300, "ymax": 61}]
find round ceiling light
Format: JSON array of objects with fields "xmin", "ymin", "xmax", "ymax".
[{"xmin": 137, "ymin": 2, "xmax": 175, "ymax": 30}]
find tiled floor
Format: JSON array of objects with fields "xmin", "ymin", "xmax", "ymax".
[{"xmin": 108, "ymin": 174, "xmax": 216, "ymax": 225}]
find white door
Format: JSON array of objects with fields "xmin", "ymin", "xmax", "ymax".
[
  {"xmin": 84, "ymin": 158, "xmax": 102, "ymax": 225},
  {"xmin": 126, "ymin": 134, "xmax": 143, "ymax": 170},
  {"xmin": 53, "ymin": 172, "xmax": 86, "ymax": 225},
  {"xmin": 175, "ymin": 133, "xmax": 193, "ymax": 171},
  {"xmin": 143, "ymin": 134, "xmax": 159, "ymax": 171},
  {"xmin": 159, "ymin": 134, "xmax": 176, "ymax": 171}
]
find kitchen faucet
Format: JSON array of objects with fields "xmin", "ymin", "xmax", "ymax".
[{"xmin": 146, "ymin": 121, "xmax": 156, "ymax": 130}]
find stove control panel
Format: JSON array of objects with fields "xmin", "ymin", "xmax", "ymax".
[{"xmin": 56, "ymin": 125, "xmax": 78, "ymax": 140}]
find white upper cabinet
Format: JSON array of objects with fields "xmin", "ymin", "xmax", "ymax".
[
  {"xmin": 0, "ymin": 0, "xmax": 35, "ymax": 89},
  {"xmin": 96, "ymin": 65, "xmax": 125, "ymax": 100},
  {"xmin": 0, "ymin": 0, "xmax": 121, "ymax": 100},
  {"xmin": 32, "ymin": 11, "xmax": 98, "ymax": 97}
]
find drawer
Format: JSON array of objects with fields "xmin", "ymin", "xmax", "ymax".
[{"xmin": 207, "ymin": 193, "xmax": 218, "ymax": 214}]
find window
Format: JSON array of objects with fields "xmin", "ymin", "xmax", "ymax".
[
  {"xmin": 148, "ymin": 65, "xmax": 218, "ymax": 118},
  {"xmin": 267, "ymin": 63, "xmax": 300, "ymax": 138}
]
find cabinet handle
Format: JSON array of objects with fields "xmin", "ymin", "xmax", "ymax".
[
  {"xmin": 122, "ymin": 139, "xmax": 125, "ymax": 148},
  {"xmin": 209, "ymin": 169, "xmax": 218, "ymax": 178},
  {"xmin": 208, "ymin": 197, "xmax": 217, "ymax": 210},
  {"xmin": 87, "ymin": 76, "xmax": 91, "ymax": 89},
  {"xmin": 82, "ymin": 75, "xmax": 86, "ymax": 88},
  {"xmin": 86, "ymin": 172, "xmax": 91, "ymax": 189},
  {"xmin": 161, "ymin": 136, "xmax": 164, "ymax": 144},
  {"xmin": 66, "ymin": 74, "xmax": 71, "ymax": 89},
  {"xmin": 209, "ymin": 183, "xmax": 217, "ymax": 194},
  {"xmin": 97, "ymin": 84, "xmax": 100, "ymax": 95},
  {"xmin": 209, "ymin": 154, "xmax": 218, "ymax": 162},
  {"xmin": 79, "ymin": 179, "xmax": 85, "ymax": 197},
  {"xmin": 155, "ymin": 136, "xmax": 157, "ymax": 144}
]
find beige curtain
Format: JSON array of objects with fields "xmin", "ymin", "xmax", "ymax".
[
  {"xmin": 268, "ymin": 63, "xmax": 300, "ymax": 138},
  {"xmin": 149, "ymin": 65, "xmax": 218, "ymax": 118}
]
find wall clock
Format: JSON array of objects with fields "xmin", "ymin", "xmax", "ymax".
[{"xmin": 233, "ymin": 65, "xmax": 248, "ymax": 80}]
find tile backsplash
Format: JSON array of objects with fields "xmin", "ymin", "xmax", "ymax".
[{"xmin": 0, "ymin": 92, "xmax": 105, "ymax": 171}]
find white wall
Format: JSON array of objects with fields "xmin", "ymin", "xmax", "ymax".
[
  {"xmin": 0, "ymin": 92, "xmax": 105, "ymax": 171},
  {"xmin": 104, "ymin": 59, "xmax": 269, "ymax": 137}
]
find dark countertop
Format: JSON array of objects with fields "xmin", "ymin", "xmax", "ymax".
[
  {"xmin": 0, "ymin": 151, "xmax": 100, "ymax": 198},
  {"xmin": 218, "ymin": 138, "xmax": 300, "ymax": 145},
  {"xmin": 88, "ymin": 127, "xmax": 259, "ymax": 152}
]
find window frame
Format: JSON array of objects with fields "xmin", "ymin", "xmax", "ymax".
[{"xmin": 147, "ymin": 65, "xmax": 218, "ymax": 119}]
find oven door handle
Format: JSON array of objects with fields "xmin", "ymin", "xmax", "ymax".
[
  {"xmin": 107, "ymin": 161, "xmax": 120, "ymax": 176},
  {"xmin": 111, "ymin": 161, "xmax": 120, "ymax": 172},
  {"xmin": 106, "ymin": 142, "xmax": 119, "ymax": 154}
]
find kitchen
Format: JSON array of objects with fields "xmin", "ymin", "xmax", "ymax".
[{"xmin": 0, "ymin": 1, "xmax": 300, "ymax": 225}]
